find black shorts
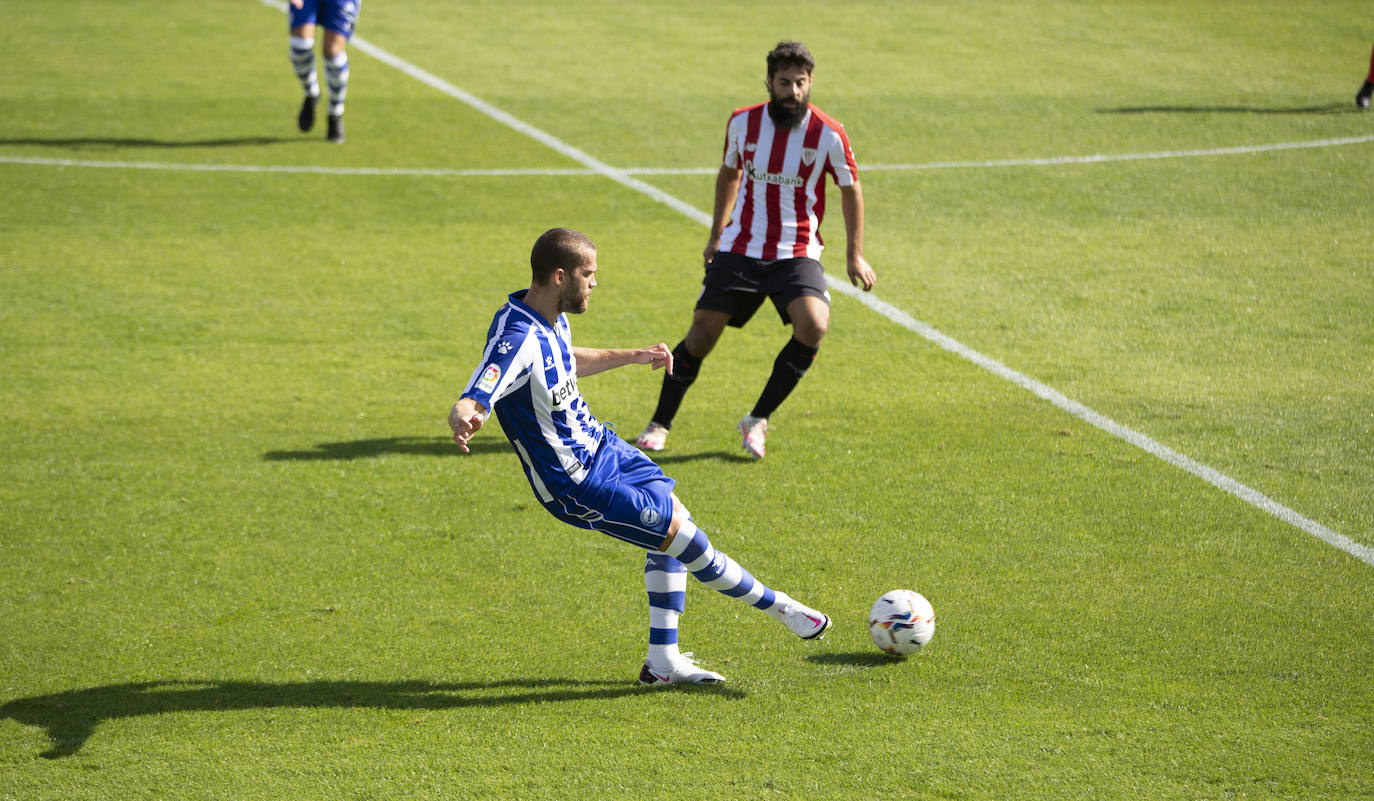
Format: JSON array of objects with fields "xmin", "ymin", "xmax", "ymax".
[{"xmin": 695, "ymin": 251, "xmax": 830, "ymax": 327}]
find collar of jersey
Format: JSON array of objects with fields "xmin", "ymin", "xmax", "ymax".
[{"xmin": 507, "ymin": 289, "xmax": 561, "ymax": 329}]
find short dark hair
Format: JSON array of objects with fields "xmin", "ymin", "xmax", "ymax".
[
  {"xmin": 766, "ymin": 41, "xmax": 815, "ymax": 80},
  {"xmin": 530, "ymin": 228, "xmax": 595, "ymax": 285}
]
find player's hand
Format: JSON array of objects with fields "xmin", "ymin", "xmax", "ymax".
[
  {"xmin": 289, "ymin": 0, "xmax": 304, "ymax": 8},
  {"xmin": 638, "ymin": 343, "xmax": 673, "ymax": 375},
  {"xmin": 448, "ymin": 401, "xmax": 485, "ymax": 453},
  {"xmin": 848, "ymin": 254, "xmax": 876, "ymax": 291},
  {"xmin": 703, "ymin": 238, "xmax": 721, "ymax": 268}
]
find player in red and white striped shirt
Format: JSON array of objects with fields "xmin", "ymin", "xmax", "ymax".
[{"xmin": 637, "ymin": 41, "xmax": 877, "ymax": 459}]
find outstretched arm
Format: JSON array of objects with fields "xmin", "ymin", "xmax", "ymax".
[
  {"xmin": 573, "ymin": 344, "xmax": 674, "ymax": 377},
  {"xmin": 447, "ymin": 397, "xmax": 488, "ymax": 453},
  {"xmin": 840, "ymin": 182, "xmax": 876, "ymax": 291}
]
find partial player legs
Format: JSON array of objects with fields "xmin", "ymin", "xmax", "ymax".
[
  {"xmin": 738, "ymin": 295, "xmax": 827, "ymax": 458},
  {"xmin": 289, "ymin": 28, "xmax": 320, "ymax": 132},
  {"xmin": 1359, "ymin": 41, "xmax": 1374, "ymax": 110},
  {"xmin": 638, "ymin": 552, "xmax": 726, "ymax": 685},
  {"xmin": 637, "ymin": 310, "xmax": 731, "ymax": 452},
  {"xmin": 639, "ymin": 517, "xmax": 830, "ymax": 686},
  {"xmin": 663, "ymin": 519, "xmax": 831, "ymax": 636},
  {"xmin": 322, "ymin": 31, "xmax": 349, "ymax": 143},
  {"xmin": 637, "ymin": 341, "xmax": 700, "ymax": 450}
]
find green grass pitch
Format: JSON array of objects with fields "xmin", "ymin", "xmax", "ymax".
[{"xmin": 2, "ymin": 1, "xmax": 1372, "ymax": 799}]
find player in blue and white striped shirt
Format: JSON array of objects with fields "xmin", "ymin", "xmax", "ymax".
[{"xmin": 449, "ymin": 228, "xmax": 832, "ymax": 685}]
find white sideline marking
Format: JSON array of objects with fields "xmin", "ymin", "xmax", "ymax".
[
  {"xmin": 20, "ymin": 0, "xmax": 1370, "ymax": 567},
  {"xmin": 826, "ymin": 283, "xmax": 1374, "ymax": 568},
  {"xmin": 7, "ymin": 132, "xmax": 1374, "ymax": 179},
  {"xmin": 0, "ymin": 156, "xmax": 599, "ymax": 177}
]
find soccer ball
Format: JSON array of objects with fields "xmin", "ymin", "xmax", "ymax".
[{"xmin": 868, "ymin": 589, "xmax": 936, "ymax": 655}]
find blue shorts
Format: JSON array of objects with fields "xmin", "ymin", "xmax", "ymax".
[
  {"xmin": 543, "ymin": 435, "xmax": 676, "ymax": 550},
  {"xmin": 289, "ymin": 0, "xmax": 361, "ymax": 38}
]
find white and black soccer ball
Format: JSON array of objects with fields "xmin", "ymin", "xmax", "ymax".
[{"xmin": 868, "ymin": 589, "xmax": 936, "ymax": 655}]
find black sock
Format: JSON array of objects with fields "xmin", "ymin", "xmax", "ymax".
[
  {"xmin": 751, "ymin": 337, "xmax": 818, "ymax": 419},
  {"xmin": 649, "ymin": 341, "xmax": 704, "ymax": 429}
]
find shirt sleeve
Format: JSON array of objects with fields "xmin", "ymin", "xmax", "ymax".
[
  {"xmin": 721, "ymin": 112, "xmax": 745, "ymax": 169},
  {"xmin": 461, "ymin": 322, "xmax": 537, "ymax": 417},
  {"xmin": 824, "ymin": 125, "xmax": 859, "ymax": 187}
]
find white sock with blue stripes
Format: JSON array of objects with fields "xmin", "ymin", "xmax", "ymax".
[
  {"xmin": 325, "ymin": 51, "xmax": 349, "ymax": 117},
  {"xmin": 289, "ymin": 37, "xmax": 319, "ymax": 98},
  {"xmin": 644, "ymin": 553, "xmax": 687, "ymax": 668},
  {"xmin": 661, "ymin": 520, "xmax": 791, "ymax": 614}
]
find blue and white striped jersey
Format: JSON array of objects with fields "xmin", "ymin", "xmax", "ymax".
[{"xmin": 461, "ymin": 290, "xmax": 605, "ymax": 501}]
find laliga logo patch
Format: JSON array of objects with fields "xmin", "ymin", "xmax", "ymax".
[
  {"xmin": 476, "ymin": 363, "xmax": 500, "ymax": 392},
  {"xmin": 639, "ymin": 506, "xmax": 661, "ymax": 527}
]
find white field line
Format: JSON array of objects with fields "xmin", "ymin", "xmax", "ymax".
[
  {"xmin": 18, "ymin": 0, "xmax": 1370, "ymax": 567},
  {"xmin": 827, "ymin": 284, "xmax": 1374, "ymax": 568},
  {"xmin": 7, "ymin": 132, "xmax": 1374, "ymax": 179},
  {"xmin": 0, "ymin": 156, "xmax": 600, "ymax": 177}
]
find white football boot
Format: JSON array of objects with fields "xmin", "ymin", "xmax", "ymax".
[
  {"xmin": 767, "ymin": 594, "xmax": 832, "ymax": 640},
  {"xmin": 635, "ymin": 422, "xmax": 668, "ymax": 452},
  {"xmin": 737, "ymin": 415, "xmax": 768, "ymax": 459},
  {"xmin": 637, "ymin": 652, "xmax": 726, "ymax": 686}
]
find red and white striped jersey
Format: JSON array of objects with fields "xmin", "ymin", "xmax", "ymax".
[{"xmin": 718, "ymin": 102, "xmax": 859, "ymax": 261}]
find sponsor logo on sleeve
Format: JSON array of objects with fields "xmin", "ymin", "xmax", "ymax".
[
  {"xmin": 496, "ymin": 340, "xmax": 512, "ymax": 355},
  {"xmin": 476, "ymin": 364, "xmax": 500, "ymax": 392}
]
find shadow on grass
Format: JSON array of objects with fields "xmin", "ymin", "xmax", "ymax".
[
  {"xmin": 264, "ymin": 439, "xmax": 749, "ymax": 464},
  {"xmin": 0, "ymin": 136, "xmax": 302, "ymax": 148},
  {"xmin": 1095, "ymin": 103, "xmax": 1353, "ymax": 115},
  {"xmin": 649, "ymin": 450, "xmax": 745, "ymax": 465},
  {"xmin": 2, "ymin": 677, "xmax": 744, "ymax": 758},
  {"xmin": 263, "ymin": 436, "xmax": 506, "ymax": 461},
  {"xmin": 807, "ymin": 651, "xmax": 910, "ymax": 669}
]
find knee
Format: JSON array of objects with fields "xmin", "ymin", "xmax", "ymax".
[
  {"xmin": 322, "ymin": 33, "xmax": 348, "ymax": 59},
  {"xmin": 684, "ymin": 322, "xmax": 723, "ymax": 358},
  {"xmin": 793, "ymin": 315, "xmax": 828, "ymax": 348}
]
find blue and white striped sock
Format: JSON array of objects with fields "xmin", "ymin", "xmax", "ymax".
[
  {"xmin": 325, "ymin": 52, "xmax": 349, "ymax": 117},
  {"xmin": 661, "ymin": 520, "xmax": 783, "ymax": 612},
  {"xmin": 644, "ymin": 553, "xmax": 687, "ymax": 667},
  {"xmin": 289, "ymin": 37, "xmax": 319, "ymax": 98}
]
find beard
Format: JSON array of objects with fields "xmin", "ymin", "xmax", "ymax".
[
  {"xmin": 559, "ymin": 285, "xmax": 589, "ymax": 314},
  {"xmin": 766, "ymin": 91, "xmax": 810, "ymax": 128}
]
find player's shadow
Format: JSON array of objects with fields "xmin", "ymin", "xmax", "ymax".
[
  {"xmin": 1, "ymin": 677, "xmax": 742, "ymax": 759},
  {"xmin": 263, "ymin": 436, "xmax": 506, "ymax": 461},
  {"xmin": 648, "ymin": 450, "xmax": 746, "ymax": 465},
  {"xmin": 0, "ymin": 136, "xmax": 301, "ymax": 148},
  {"xmin": 1095, "ymin": 103, "xmax": 1353, "ymax": 115}
]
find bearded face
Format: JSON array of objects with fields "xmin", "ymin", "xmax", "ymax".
[
  {"xmin": 766, "ymin": 65, "xmax": 812, "ymax": 128},
  {"xmin": 558, "ymin": 261, "xmax": 596, "ymax": 314}
]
